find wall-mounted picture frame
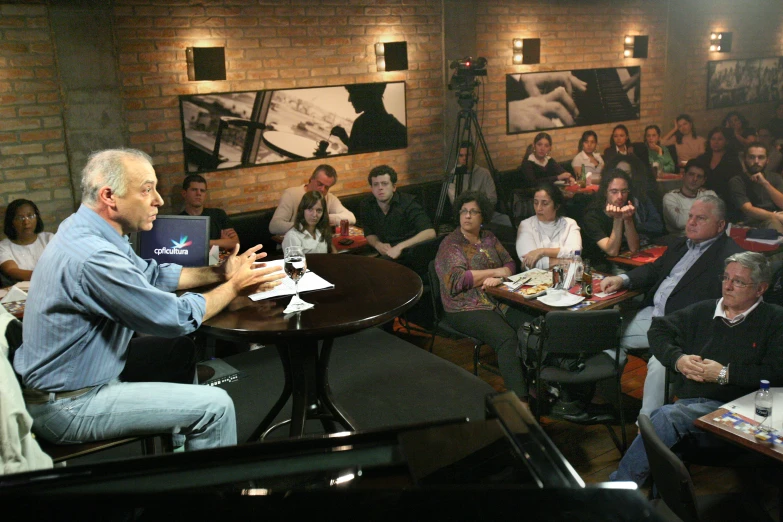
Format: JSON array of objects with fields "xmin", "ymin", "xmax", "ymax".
[
  {"xmin": 506, "ymin": 67, "xmax": 641, "ymax": 134},
  {"xmin": 179, "ymin": 81, "xmax": 407, "ymax": 173},
  {"xmin": 706, "ymin": 57, "xmax": 783, "ymax": 109}
]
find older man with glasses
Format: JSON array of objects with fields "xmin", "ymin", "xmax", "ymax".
[{"xmin": 611, "ymin": 252, "xmax": 783, "ymax": 486}]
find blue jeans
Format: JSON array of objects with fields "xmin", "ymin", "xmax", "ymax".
[
  {"xmin": 27, "ymin": 379, "xmax": 237, "ymax": 451},
  {"xmin": 610, "ymin": 397, "xmax": 724, "ymax": 486}
]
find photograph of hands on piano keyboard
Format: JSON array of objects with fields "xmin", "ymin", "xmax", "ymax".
[{"xmin": 506, "ymin": 66, "xmax": 641, "ymax": 133}]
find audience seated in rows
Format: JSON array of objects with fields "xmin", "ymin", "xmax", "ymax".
[
  {"xmin": 580, "ymin": 169, "xmax": 640, "ymax": 272},
  {"xmin": 612, "ymin": 252, "xmax": 783, "ymax": 486},
  {"xmin": 639, "ymin": 124, "xmax": 677, "ymax": 174},
  {"xmin": 571, "ymin": 130, "xmax": 604, "ymax": 184},
  {"xmin": 662, "ymin": 160, "xmax": 716, "ymax": 234},
  {"xmin": 515, "ymin": 182, "xmax": 582, "ymax": 270},
  {"xmin": 661, "ymin": 114, "xmax": 707, "ymax": 168},
  {"xmin": 179, "ymin": 174, "xmax": 238, "ymax": 251},
  {"xmin": 730, "ymin": 142, "xmax": 783, "ymax": 233},
  {"xmin": 520, "ymin": 132, "xmax": 574, "ymax": 185},
  {"xmin": 360, "ymin": 165, "xmax": 436, "ymax": 264},
  {"xmin": 269, "ymin": 164, "xmax": 355, "ymax": 236},
  {"xmin": 599, "ymin": 195, "xmax": 742, "ymax": 416},
  {"xmin": 696, "ymin": 127, "xmax": 744, "ymax": 220},
  {"xmin": 14, "ymin": 148, "xmax": 286, "ymax": 452},
  {"xmin": 282, "ymin": 190, "xmax": 333, "ymax": 254},
  {"xmin": 435, "ymin": 191, "xmax": 530, "ymax": 401},
  {"xmin": 0, "ymin": 199, "xmax": 53, "ymax": 284}
]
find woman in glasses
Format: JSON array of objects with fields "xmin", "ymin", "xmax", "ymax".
[
  {"xmin": 0, "ymin": 199, "xmax": 53, "ymax": 283},
  {"xmin": 516, "ymin": 182, "xmax": 582, "ymax": 269},
  {"xmin": 435, "ymin": 191, "xmax": 531, "ymax": 401}
]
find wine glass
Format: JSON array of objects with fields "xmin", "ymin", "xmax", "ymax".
[{"xmin": 284, "ymin": 245, "xmax": 307, "ymax": 304}]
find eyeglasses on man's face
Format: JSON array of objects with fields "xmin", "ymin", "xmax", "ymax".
[
  {"xmin": 459, "ymin": 209, "xmax": 481, "ymax": 216},
  {"xmin": 608, "ymin": 189, "xmax": 630, "ymax": 196},
  {"xmin": 719, "ymin": 274, "xmax": 755, "ymax": 288},
  {"xmin": 14, "ymin": 214, "xmax": 37, "ymax": 222}
]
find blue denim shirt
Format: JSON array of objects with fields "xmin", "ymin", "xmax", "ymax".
[{"xmin": 14, "ymin": 206, "xmax": 206, "ymax": 391}]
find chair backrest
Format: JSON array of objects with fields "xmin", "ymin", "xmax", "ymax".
[
  {"xmin": 427, "ymin": 260, "xmax": 446, "ymax": 323},
  {"xmin": 638, "ymin": 414, "xmax": 700, "ymax": 522},
  {"xmin": 405, "ymin": 235, "xmax": 444, "ymax": 279},
  {"xmin": 541, "ymin": 309, "xmax": 621, "ymax": 357}
]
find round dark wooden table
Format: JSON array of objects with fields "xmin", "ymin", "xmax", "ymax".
[{"xmin": 200, "ymin": 254, "xmax": 423, "ymax": 440}]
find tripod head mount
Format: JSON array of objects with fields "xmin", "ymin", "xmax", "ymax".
[{"xmin": 448, "ymin": 57, "xmax": 487, "ymax": 110}]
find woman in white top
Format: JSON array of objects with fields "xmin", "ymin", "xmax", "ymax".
[
  {"xmin": 0, "ymin": 199, "xmax": 53, "ymax": 283},
  {"xmin": 516, "ymin": 182, "xmax": 582, "ymax": 269},
  {"xmin": 282, "ymin": 190, "xmax": 333, "ymax": 254},
  {"xmin": 571, "ymin": 130, "xmax": 604, "ymax": 184}
]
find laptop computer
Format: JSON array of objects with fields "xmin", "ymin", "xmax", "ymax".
[{"xmin": 135, "ymin": 215, "xmax": 211, "ymax": 267}]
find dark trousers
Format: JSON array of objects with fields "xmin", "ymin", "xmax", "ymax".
[
  {"xmin": 120, "ymin": 335, "xmax": 198, "ymax": 385},
  {"xmin": 445, "ymin": 307, "xmax": 532, "ymax": 398}
]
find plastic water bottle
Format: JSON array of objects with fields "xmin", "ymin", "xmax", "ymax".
[
  {"xmin": 755, "ymin": 379, "xmax": 773, "ymax": 428},
  {"xmin": 573, "ymin": 250, "xmax": 584, "ymax": 285}
]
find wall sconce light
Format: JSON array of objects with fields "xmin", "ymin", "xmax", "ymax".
[
  {"xmin": 623, "ymin": 35, "xmax": 648, "ymax": 58},
  {"xmin": 511, "ymin": 38, "xmax": 540, "ymax": 65},
  {"xmin": 709, "ymin": 32, "xmax": 732, "ymax": 52},
  {"xmin": 186, "ymin": 47, "xmax": 226, "ymax": 81},
  {"xmin": 375, "ymin": 41, "xmax": 408, "ymax": 72}
]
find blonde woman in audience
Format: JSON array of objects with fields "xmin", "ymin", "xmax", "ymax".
[
  {"xmin": 516, "ymin": 182, "xmax": 582, "ymax": 269},
  {"xmin": 0, "ymin": 199, "xmax": 53, "ymax": 283},
  {"xmin": 571, "ymin": 130, "xmax": 604, "ymax": 184},
  {"xmin": 661, "ymin": 114, "xmax": 706, "ymax": 167},
  {"xmin": 282, "ymin": 191, "xmax": 333, "ymax": 254}
]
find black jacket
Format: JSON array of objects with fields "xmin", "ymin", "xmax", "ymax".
[{"xmin": 626, "ymin": 233, "xmax": 743, "ymax": 314}]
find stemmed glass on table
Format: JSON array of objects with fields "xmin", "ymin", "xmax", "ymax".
[{"xmin": 284, "ymin": 246, "xmax": 309, "ymax": 311}]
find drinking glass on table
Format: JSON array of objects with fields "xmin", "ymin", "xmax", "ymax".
[{"xmin": 284, "ymin": 246, "xmax": 307, "ymax": 307}]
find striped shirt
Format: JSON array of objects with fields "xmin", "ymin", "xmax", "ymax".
[{"xmin": 14, "ymin": 206, "xmax": 206, "ymax": 391}]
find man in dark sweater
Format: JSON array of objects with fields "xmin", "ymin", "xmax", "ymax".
[{"xmin": 611, "ymin": 252, "xmax": 783, "ymax": 486}]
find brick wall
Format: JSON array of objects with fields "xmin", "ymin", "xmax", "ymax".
[
  {"xmin": 0, "ymin": 3, "xmax": 71, "ymax": 232},
  {"xmin": 472, "ymin": 0, "xmax": 670, "ymax": 169},
  {"xmin": 112, "ymin": 0, "xmax": 445, "ymax": 215}
]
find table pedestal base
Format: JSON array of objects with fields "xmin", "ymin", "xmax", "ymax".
[{"xmin": 248, "ymin": 337, "xmax": 356, "ymax": 441}]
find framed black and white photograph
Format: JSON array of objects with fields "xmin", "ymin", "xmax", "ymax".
[
  {"xmin": 179, "ymin": 81, "xmax": 407, "ymax": 173},
  {"xmin": 707, "ymin": 57, "xmax": 783, "ymax": 109},
  {"xmin": 506, "ymin": 67, "xmax": 641, "ymax": 134}
]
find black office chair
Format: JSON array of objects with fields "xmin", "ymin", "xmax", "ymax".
[
  {"xmin": 638, "ymin": 414, "xmax": 770, "ymax": 522},
  {"xmin": 528, "ymin": 309, "xmax": 627, "ymax": 453},
  {"xmin": 427, "ymin": 260, "xmax": 498, "ymax": 376},
  {"xmin": 397, "ymin": 236, "xmax": 445, "ymax": 335}
]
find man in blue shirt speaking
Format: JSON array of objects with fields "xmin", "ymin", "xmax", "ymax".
[{"xmin": 14, "ymin": 149, "xmax": 284, "ymax": 451}]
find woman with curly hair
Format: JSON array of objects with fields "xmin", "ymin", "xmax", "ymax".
[{"xmin": 0, "ymin": 199, "xmax": 53, "ymax": 283}]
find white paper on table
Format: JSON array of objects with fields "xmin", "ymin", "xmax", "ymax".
[
  {"xmin": 249, "ymin": 259, "xmax": 334, "ymax": 301},
  {"xmin": 745, "ymin": 236, "xmax": 783, "ymax": 246},
  {"xmin": 1, "ymin": 286, "xmax": 27, "ymax": 303},
  {"xmin": 283, "ymin": 295, "xmax": 314, "ymax": 314},
  {"xmin": 721, "ymin": 388, "xmax": 783, "ymax": 427}
]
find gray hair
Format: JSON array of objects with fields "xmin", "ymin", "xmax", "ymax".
[
  {"xmin": 724, "ymin": 251, "xmax": 771, "ymax": 284},
  {"xmin": 81, "ymin": 148, "xmax": 152, "ymax": 207},
  {"xmin": 694, "ymin": 194, "xmax": 726, "ymax": 222}
]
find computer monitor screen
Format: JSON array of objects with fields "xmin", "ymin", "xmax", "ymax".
[{"xmin": 136, "ymin": 215, "xmax": 210, "ymax": 267}]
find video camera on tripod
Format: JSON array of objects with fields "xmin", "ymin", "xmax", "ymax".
[{"xmin": 448, "ymin": 57, "xmax": 487, "ymax": 109}]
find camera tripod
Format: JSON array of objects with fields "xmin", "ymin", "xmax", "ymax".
[{"xmin": 434, "ymin": 98, "xmax": 498, "ymax": 231}]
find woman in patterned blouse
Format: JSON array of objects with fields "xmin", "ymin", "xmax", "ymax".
[{"xmin": 435, "ymin": 191, "xmax": 532, "ymax": 400}]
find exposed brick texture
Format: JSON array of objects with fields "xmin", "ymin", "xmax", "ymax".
[{"xmin": 0, "ymin": 3, "xmax": 70, "ymax": 230}]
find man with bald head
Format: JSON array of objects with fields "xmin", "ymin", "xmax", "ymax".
[{"xmin": 14, "ymin": 148, "xmax": 284, "ymax": 451}]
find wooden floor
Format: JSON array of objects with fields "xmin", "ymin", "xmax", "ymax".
[{"xmin": 392, "ymin": 321, "xmax": 780, "ymax": 519}]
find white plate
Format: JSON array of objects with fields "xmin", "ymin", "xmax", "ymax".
[{"xmin": 537, "ymin": 292, "xmax": 585, "ymax": 307}]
